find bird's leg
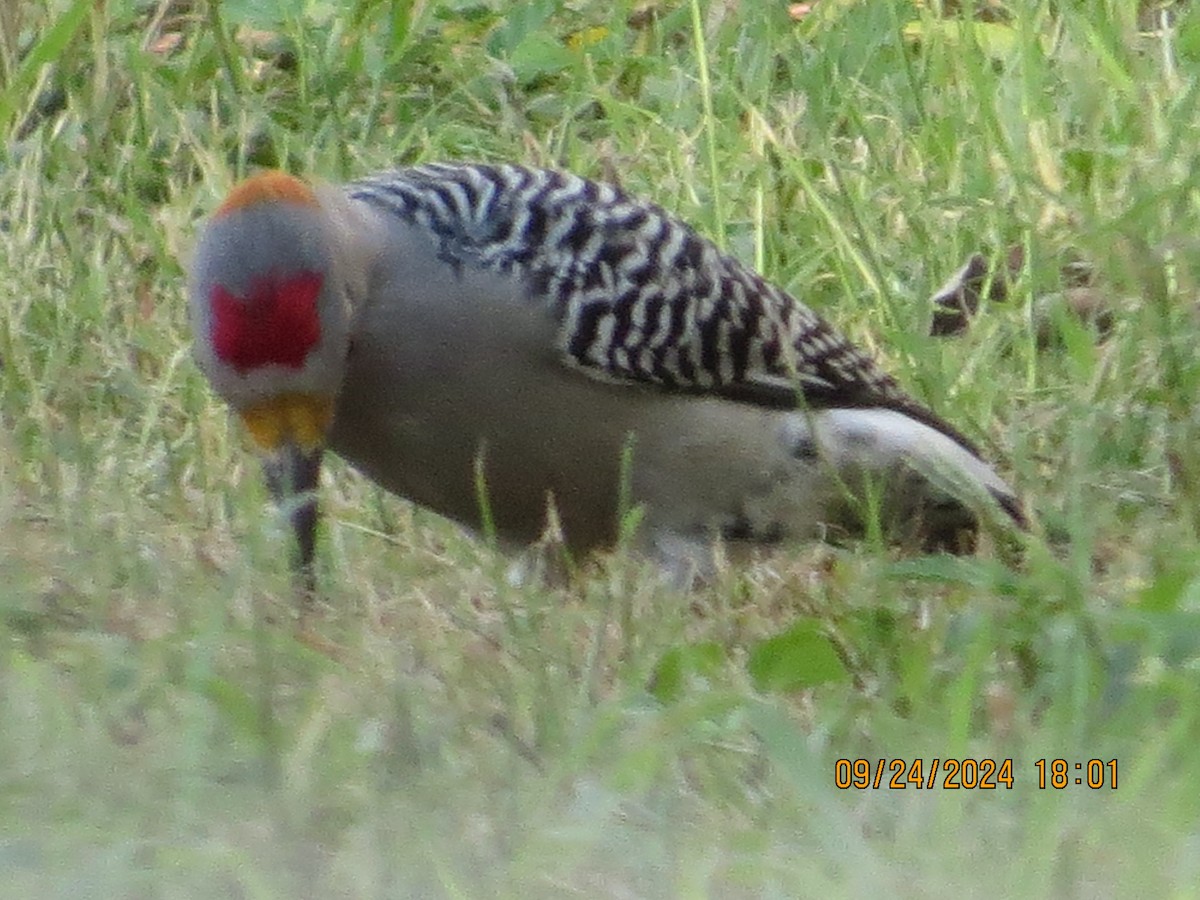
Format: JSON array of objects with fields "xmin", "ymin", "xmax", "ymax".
[
  {"xmin": 643, "ymin": 528, "xmax": 717, "ymax": 591},
  {"xmin": 261, "ymin": 444, "xmax": 324, "ymax": 606}
]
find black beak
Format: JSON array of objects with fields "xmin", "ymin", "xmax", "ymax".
[{"xmin": 262, "ymin": 443, "xmax": 324, "ymax": 598}]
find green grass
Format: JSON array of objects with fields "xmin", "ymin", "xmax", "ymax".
[{"xmin": 3, "ymin": 0, "xmax": 1200, "ymax": 895}]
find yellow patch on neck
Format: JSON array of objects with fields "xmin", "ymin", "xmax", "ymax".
[
  {"xmin": 240, "ymin": 393, "xmax": 334, "ymax": 453},
  {"xmin": 217, "ymin": 170, "xmax": 317, "ymax": 217}
]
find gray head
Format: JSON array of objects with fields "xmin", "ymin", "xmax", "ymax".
[{"xmin": 188, "ymin": 171, "xmax": 353, "ymax": 593}]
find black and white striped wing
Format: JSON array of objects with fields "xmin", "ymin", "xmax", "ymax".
[{"xmin": 350, "ymin": 163, "xmax": 961, "ymax": 442}]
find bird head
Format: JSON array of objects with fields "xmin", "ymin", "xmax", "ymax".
[{"xmin": 189, "ymin": 171, "xmax": 351, "ymax": 591}]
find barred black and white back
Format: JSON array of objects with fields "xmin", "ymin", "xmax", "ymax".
[{"xmin": 353, "ymin": 166, "xmax": 931, "ymax": 416}]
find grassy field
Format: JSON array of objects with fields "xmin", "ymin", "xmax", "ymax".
[{"xmin": 3, "ymin": 0, "xmax": 1200, "ymax": 895}]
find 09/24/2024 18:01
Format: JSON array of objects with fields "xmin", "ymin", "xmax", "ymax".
[{"xmin": 833, "ymin": 758, "xmax": 1119, "ymax": 790}]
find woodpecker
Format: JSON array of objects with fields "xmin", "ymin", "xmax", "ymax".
[{"xmin": 189, "ymin": 163, "xmax": 1024, "ymax": 588}]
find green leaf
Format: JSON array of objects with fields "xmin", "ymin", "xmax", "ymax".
[
  {"xmin": 649, "ymin": 640, "xmax": 725, "ymax": 703},
  {"xmin": 883, "ymin": 556, "xmax": 1020, "ymax": 594},
  {"xmin": 1137, "ymin": 567, "xmax": 1195, "ymax": 613},
  {"xmin": 508, "ymin": 32, "xmax": 577, "ymax": 83},
  {"xmin": 221, "ymin": 0, "xmax": 288, "ymax": 29},
  {"xmin": 203, "ymin": 675, "xmax": 267, "ymax": 742},
  {"xmin": 748, "ymin": 622, "xmax": 849, "ymax": 692},
  {"xmin": 901, "ymin": 19, "xmax": 1021, "ymax": 63}
]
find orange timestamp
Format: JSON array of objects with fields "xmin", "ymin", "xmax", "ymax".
[
  {"xmin": 1034, "ymin": 758, "xmax": 1118, "ymax": 789},
  {"xmin": 834, "ymin": 757, "xmax": 1014, "ymax": 790},
  {"xmin": 834, "ymin": 758, "xmax": 1120, "ymax": 790}
]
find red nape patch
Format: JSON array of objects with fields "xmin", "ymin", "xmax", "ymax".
[
  {"xmin": 211, "ymin": 270, "xmax": 324, "ymax": 373},
  {"xmin": 217, "ymin": 171, "xmax": 317, "ymax": 217}
]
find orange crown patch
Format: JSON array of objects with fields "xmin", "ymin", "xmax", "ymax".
[{"xmin": 216, "ymin": 170, "xmax": 317, "ymax": 216}]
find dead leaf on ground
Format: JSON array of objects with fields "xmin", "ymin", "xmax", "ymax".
[{"xmin": 929, "ymin": 246, "xmax": 1122, "ymax": 345}]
